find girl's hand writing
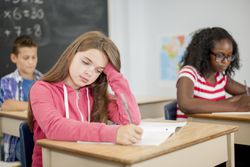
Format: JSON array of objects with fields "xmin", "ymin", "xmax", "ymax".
[
  {"xmin": 235, "ymin": 95, "xmax": 250, "ymax": 112},
  {"xmin": 116, "ymin": 124, "xmax": 143, "ymax": 145}
]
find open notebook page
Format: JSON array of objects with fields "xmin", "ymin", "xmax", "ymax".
[
  {"xmin": 77, "ymin": 121, "xmax": 187, "ymax": 146},
  {"xmin": 137, "ymin": 121, "xmax": 186, "ymax": 145}
]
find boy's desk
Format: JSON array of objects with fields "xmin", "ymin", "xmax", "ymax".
[
  {"xmin": 189, "ymin": 113, "xmax": 250, "ymax": 145},
  {"xmin": 136, "ymin": 96, "xmax": 173, "ymax": 119},
  {"xmin": 38, "ymin": 122, "xmax": 238, "ymax": 167},
  {"xmin": 0, "ymin": 111, "xmax": 27, "ymax": 137}
]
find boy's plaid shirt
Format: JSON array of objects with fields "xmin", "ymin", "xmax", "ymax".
[{"xmin": 0, "ymin": 69, "xmax": 42, "ymax": 161}]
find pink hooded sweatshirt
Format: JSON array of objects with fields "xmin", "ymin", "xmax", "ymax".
[{"xmin": 29, "ymin": 63, "xmax": 141, "ymax": 167}]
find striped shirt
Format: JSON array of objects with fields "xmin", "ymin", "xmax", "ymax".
[
  {"xmin": 176, "ymin": 65, "xmax": 228, "ymax": 121},
  {"xmin": 0, "ymin": 69, "xmax": 42, "ymax": 161}
]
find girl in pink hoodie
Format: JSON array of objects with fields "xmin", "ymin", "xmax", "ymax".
[{"xmin": 28, "ymin": 31, "xmax": 142, "ymax": 167}]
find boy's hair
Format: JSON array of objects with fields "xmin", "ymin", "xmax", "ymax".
[
  {"xmin": 180, "ymin": 27, "xmax": 240, "ymax": 77},
  {"xmin": 12, "ymin": 35, "xmax": 37, "ymax": 55}
]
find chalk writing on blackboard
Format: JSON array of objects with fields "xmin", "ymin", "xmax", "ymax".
[
  {"xmin": 1, "ymin": 0, "xmax": 49, "ymax": 46},
  {"xmin": 0, "ymin": 0, "xmax": 108, "ymax": 78}
]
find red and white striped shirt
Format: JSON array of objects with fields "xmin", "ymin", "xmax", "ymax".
[{"xmin": 176, "ymin": 65, "xmax": 228, "ymax": 121}]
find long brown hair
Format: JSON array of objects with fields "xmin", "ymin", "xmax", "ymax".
[{"xmin": 28, "ymin": 31, "xmax": 121, "ymax": 130}]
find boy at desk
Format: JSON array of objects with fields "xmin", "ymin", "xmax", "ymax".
[{"xmin": 0, "ymin": 35, "xmax": 42, "ymax": 162}]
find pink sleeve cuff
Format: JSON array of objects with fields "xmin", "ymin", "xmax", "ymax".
[
  {"xmin": 103, "ymin": 63, "xmax": 116, "ymax": 75},
  {"xmin": 100, "ymin": 125, "xmax": 120, "ymax": 143}
]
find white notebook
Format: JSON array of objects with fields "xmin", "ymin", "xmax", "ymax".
[
  {"xmin": 137, "ymin": 121, "xmax": 186, "ymax": 146},
  {"xmin": 77, "ymin": 121, "xmax": 187, "ymax": 146}
]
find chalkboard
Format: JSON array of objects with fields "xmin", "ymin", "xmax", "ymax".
[{"xmin": 0, "ymin": 0, "xmax": 108, "ymax": 78}]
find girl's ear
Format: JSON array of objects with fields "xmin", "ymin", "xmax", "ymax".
[{"xmin": 10, "ymin": 53, "xmax": 17, "ymax": 63}]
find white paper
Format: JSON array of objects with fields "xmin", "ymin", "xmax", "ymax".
[
  {"xmin": 137, "ymin": 122, "xmax": 187, "ymax": 146},
  {"xmin": 77, "ymin": 122, "xmax": 187, "ymax": 146}
]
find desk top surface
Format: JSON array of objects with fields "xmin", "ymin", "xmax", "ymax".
[
  {"xmin": 190, "ymin": 113, "xmax": 250, "ymax": 122},
  {"xmin": 38, "ymin": 121, "xmax": 238, "ymax": 165},
  {"xmin": 0, "ymin": 110, "xmax": 27, "ymax": 120}
]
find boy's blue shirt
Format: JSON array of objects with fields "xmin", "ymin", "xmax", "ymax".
[
  {"xmin": 0, "ymin": 69, "xmax": 42, "ymax": 161},
  {"xmin": 22, "ymin": 79, "xmax": 35, "ymax": 101},
  {"xmin": 0, "ymin": 69, "xmax": 42, "ymax": 103}
]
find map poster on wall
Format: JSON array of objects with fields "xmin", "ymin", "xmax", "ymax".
[{"xmin": 160, "ymin": 35, "xmax": 190, "ymax": 80}]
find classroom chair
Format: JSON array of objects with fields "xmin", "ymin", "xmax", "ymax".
[
  {"xmin": 1, "ymin": 141, "xmax": 4, "ymax": 160},
  {"xmin": 164, "ymin": 100, "xmax": 177, "ymax": 120},
  {"xmin": 19, "ymin": 122, "xmax": 34, "ymax": 167}
]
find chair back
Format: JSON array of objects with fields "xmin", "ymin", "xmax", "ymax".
[
  {"xmin": 164, "ymin": 100, "xmax": 177, "ymax": 120},
  {"xmin": 19, "ymin": 122, "xmax": 34, "ymax": 167}
]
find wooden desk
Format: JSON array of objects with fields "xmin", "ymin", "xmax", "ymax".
[
  {"xmin": 0, "ymin": 111, "xmax": 27, "ymax": 163},
  {"xmin": 38, "ymin": 122, "xmax": 238, "ymax": 167},
  {"xmin": 136, "ymin": 96, "xmax": 173, "ymax": 119},
  {"xmin": 189, "ymin": 113, "xmax": 250, "ymax": 146},
  {"xmin": 0, "ymin": 111, "xmax": 27, "ymax": 137}
]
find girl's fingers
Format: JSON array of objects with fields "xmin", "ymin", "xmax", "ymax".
[
  {"xmin": 133, "ymin": 131, "xmax": 142, "ymax": 141},
  {"xmin": 134, "ymin": 126, "xmax": 143, "ymax": 134},
  {"xmin": 128, "ymin": 136, "xmax": 139, "ymax": 144},
  {"xmin": 131, "ymin": 126, "xmax": 143, "ymax": 142}
]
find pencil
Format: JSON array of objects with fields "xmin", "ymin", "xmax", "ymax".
[
  {"xmin": 121, "ymin": 94, "xmax": 133, "ymax": 124},
  {"xmin": 244, "ymin": 80, "xmax": 249, "ymax": 96}
]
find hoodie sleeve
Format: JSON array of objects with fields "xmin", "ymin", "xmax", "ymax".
[
  {"xmin": 103, "ymin": 63, "xmax": 141, "ymax": 125},
  {"xmin": 30, "ymin": 81, "xmax": 120, "ymax": 142}
]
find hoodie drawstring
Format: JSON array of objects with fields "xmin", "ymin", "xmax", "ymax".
[
  {"xmin": 63, "ymin": 84, "xmax": 70, "ymax": 119},
  {"xmin": 86, "ymin": 88, "xmax": 90, "ymax": 122},
  {"xmin": 75, "ymin": 89, "xmax": 84, "ymax": 122},
  {"xmin": 63, "ymin": 84, "xmax": 90, "ymax": 122}
]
